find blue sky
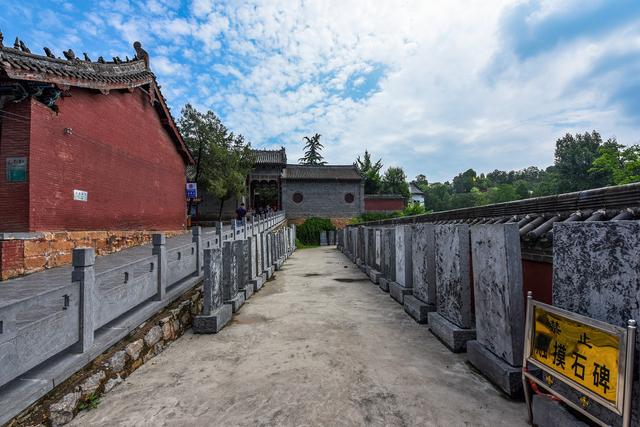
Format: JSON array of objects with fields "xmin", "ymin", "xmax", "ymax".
[{"xmin": 2, "ymin": 0, "xmax": 639, "ymax": 182}]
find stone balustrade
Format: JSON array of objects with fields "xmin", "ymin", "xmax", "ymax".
[{"xmin": 0, "ymin": 211, "xmax": 294, "ymax": 425}]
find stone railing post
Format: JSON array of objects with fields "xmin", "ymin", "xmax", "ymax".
[
  {"xmin": 216, "ymin": 221, "xmax": 224, "ymax": 246},
  {"xmin": 72, "ymin": 248, "xmax": 95, "ymax": 353},
  {"xmin": 152, "ymin": 233, "xmax": 167, "ymax": 301},
  {"xmin": 243, "ymin": 217, "xmax": 248, "ymax": 239},
  {"xmin": 251, "ymin": 216, "xmax": 256, "ymax": 236},
  {"xmin": 192, "ymin": 226, "xmax": 203, "ymax": 276}
]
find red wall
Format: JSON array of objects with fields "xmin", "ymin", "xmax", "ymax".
[
  {"xmin": 522, "ymin": 259, "xmax": 553, "ymax": 305},
  {"xmin": 364, "ymin": 197, "xmax": 405, "ymax": 212},
  {"xmin": 1, "ymin": 89, "xmax": 187, "ymax": 232},
  {"xmin": 0, "ymin": 101, "xmax": 31, "ymax": 231}
]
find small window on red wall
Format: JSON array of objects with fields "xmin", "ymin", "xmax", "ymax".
[
  {"xmin": 293, "ymin": 192, "xmax": 303, "ymax": 203},
  {"xmin": 344, "ymin": 193, "xmax": 355, "ymax": 203}
]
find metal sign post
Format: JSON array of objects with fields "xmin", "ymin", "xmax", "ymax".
[{"xmin": 522, "ymin": 291, "xmax": 636, "ymax": 427}]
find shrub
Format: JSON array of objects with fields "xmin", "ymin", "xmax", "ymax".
[
  {"xmin": 297, "ymin": 217, "xmax": 336, "ymax": 245},
  {"xmin": 350, "ymin": 211, "xmax": 400, "ymax": 224}
]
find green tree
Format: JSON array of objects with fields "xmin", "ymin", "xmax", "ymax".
[
  {"xmin": 414, "ymin": 174, "xmax": 429, "ymax": 191},
  {"xmin": 554, "ymin": 131, "xmax": 612, "ymax": 192},
  {"xmin": 486, "ymin": 184, "xmax": 519, "ymax": 204},
  {"xmin": 590, "ymin": 141, "xmax": 640, "ymax": 185},
  {"xmin": 178, "ymin": 104, "xmax": 254, "ymax": 220},
  {"xmin": 355, "ymin": 150, "xmax": 383, "ymax": 194},
  {"xmin": 299, "ymin": 133, "xmax": 326, "ymax": 165},
  {"xmin": 452, "ymin": 168, "xmax": 477, "ymax": 193},
  {"xmin": 380, "ymin": 167, "xmax": 410, "ymax": 199},
  {"xmin": 423, "ymin": 182, "xmax": 452, "ymax": 212}
]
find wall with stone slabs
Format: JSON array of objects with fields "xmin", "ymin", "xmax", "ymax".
[
  {"xmin": 552, "ymin": 221, "xmax": 640, "ymax": 426},
  {"xmin": 382, "ymin": 227, "xmax": 396, "ymax": 282}
]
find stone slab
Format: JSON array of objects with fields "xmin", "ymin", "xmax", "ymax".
[
  {"xmin": 378, "ymin": 277, "xmax": 390, "ymax": 292},
  {"xmin": 241, "ymin": 283, "xmax": 254, "ymax": 300},
  {"xmin": 367, "ymin": 268, "xmax": 382, "ymax": 284},
  {"xmin": 428, "ymin": 311, "xmax": 476, "ymax": 353},
  {"xmin": 435, "ymin": 224, "xmax": 473, "ymax": 329},
  {"xmin": 266, "ymin": 266, "xmax": 274, "ymax": 279},
  {"xmin": 532, "ymin": 394, "xmax": 589, "ymax": 427},
  {"xmin": 466, "ymin": 340, "xmax": 522, "ymax": 397},
  {"xmin": 412, "ymin": 223, "xmax": 436, "ymax": 306},
  {"xmin": 250, "ymin": 273, "xmax": 266, "ymax": 292},
  {"xmin": 192, "ymin": 304, "xmax": 232, "ymax": 334},
  {"xmin": 394, "ymin": 225, "xmax": 413, "ymax": 287},
  {"xmin": 389, "ymin": 281, "xmax": 412, "ymax": 305},
  {"xmin": 224, "ymin": 292, "xmax": 245, "ymax": 313},
  {"xmin": 403, "ymin": 295, "xmax": 435, "ymax": 324},
  {"xmin": 470, "ymin": 224, "xmax": 524, "ymax": 366},
  {"xmin": 552, "ymin": 221, "xmax": 640, "ymax": 425}
]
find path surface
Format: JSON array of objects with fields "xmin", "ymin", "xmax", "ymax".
[{"xmin": 71, "ymin": 247, "xmax": 527, "ymax": 427}]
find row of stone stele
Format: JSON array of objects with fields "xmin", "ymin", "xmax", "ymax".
[{"xmin": 193, "ymin": 229, "xmax": 293, "ymax": 334}]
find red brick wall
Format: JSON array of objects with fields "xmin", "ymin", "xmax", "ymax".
[
  {"xmin": 364, "ymin": 197, "xmax": 406, "ymax": 212},
  {"xmin": 0, "ymin": 101, "xmax": 31, "ymax": 231},
  {"xmin": 23, "ymin": 89, "xmax": 186, "ymax": 231}
]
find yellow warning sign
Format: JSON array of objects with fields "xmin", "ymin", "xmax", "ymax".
[{"xmin": 531, "ymin": 306, "xmax": 621, "ymax": 404}]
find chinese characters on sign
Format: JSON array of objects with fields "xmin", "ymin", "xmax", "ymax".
[
  {"xmin": 6, "ymin": 157, "xmax": 27, "ymax": 182},
  {"xmin": 531, "ymin": 306, "xmax": 620, "ymax": 404}
]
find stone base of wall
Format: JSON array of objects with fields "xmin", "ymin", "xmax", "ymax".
[
  {"xmin": 0, "ymin": 230, "xmax": 186, "ymax": 281},
  {"xmin": 7, "ymin": 285, "xmax": 203, "ymax": 427}
]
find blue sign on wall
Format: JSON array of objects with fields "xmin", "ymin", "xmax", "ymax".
[{"xmin": 186, "ymin": 182, "xmax": 197, "ymax": 199}]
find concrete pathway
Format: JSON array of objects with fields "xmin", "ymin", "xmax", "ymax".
[{"xmin": 71, "ymin": 247, "xmax": 528, "ymax": 427}]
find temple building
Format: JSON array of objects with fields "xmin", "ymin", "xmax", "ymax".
[
  {"xmin": 197, "ymin": 147, "xmax": 364, "ymax": 227},
  {"xmin": 0, "ymin": 35, "xmax": 193, "ymax": 279}
]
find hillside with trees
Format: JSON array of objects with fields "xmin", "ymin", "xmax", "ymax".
[{"xmin": 357, "ymin": 131, "xmax": 640, "ymax": 213}]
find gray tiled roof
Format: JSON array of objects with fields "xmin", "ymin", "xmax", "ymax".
[
  {"xmin": 252, "ymin": 149, "xmax": 287, "ymax": 165},
  {"xmin": 282, "ymin": 164, "xmax": 362, "ymax": 181},
  {"xmin": 0, "ymin": 45, "xmax": 153, "ymax": 90}
]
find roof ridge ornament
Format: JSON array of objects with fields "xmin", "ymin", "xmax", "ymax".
[
  {"xmin": 19, "ymin": 40, "xmax": 31, "ymax": 53},
  {"xmin": 83, "ymin": 52, "xmax": 91, "ymax": 61},
  {"xmin": 43, "ymin": 47, "xmax": 56, "ymax": 58},
  {"xmin": 133, "ymin": 41, "xmax": 149, "ymax": 68},
  {"xmin": 0, "ymin": 30, "xmax": 3, "ymax": 48},
  {"xmin": 63, "ymin": 49, "xmax": 76, "ymax": 61},
  {"xmin": 14, "ymin": 37, "xmax": 19, "ymax": 49}
]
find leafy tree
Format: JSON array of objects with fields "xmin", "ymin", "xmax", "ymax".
[
  {"xmin": 380, "ymin": 167, "xmax": 410, "ymax": 199},
  {"xmin": 554, "ymin": 131, "xmax": 612, "ymax": 192},
  {"xmin": 452, "ymin": 168, "xmax": 477, "ymax": 193},
  {"xmin": 299, "ymin": 133, "xmax": 326, "ymax": 165},
  {"xmin": 423, "ymin": 182, "xmax": 452, "ymax": 212},
  {"xmin": 590, "ymin": 141, "xmax": 640, "ymax": 185},
  {"xmin": 414, "ymin": 174, "xmax": 429, "ymax": 191},
  {"xmin": 178, "ymin": 104, "xmax": 254, "ymax": 220},
  {"xmin": 486, "ymin": 184, "xmax": 518, "ymax": 204},
  {"xmin": 355, "ymin": 150, "xmax": 383, "ymax": 194}
]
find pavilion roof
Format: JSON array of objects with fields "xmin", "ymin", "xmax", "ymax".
[{"xmin": 283, "ymin": 164, "xmax": 362, "ymax": 181}]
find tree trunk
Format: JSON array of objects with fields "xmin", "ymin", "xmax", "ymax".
[{"xmin": 218, "ymin": 198, "xmax": 225, "ymax": 221}]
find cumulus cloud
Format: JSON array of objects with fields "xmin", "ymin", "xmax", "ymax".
[{"xmin": 2, "ymin": 0, "xmax": 639, "ymax": 181}]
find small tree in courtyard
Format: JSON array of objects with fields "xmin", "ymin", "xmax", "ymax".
[
  {"xmin": 355, "ymin": 150, "xmax": 383, "ymax": 194},
  {"xmin": 179, "ymin": 104, "xmax": 255, "ymax": 220},
  {"xmin": 299, "ymin": 133, "xmax": 326, "ymax": 165}
]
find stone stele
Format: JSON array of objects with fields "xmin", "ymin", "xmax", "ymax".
[{"xmin": 552, "ymin": 221, "xmax": 640, "ymax": 426}]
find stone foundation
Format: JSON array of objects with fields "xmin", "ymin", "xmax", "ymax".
[
  {"xmin": 6, "ymin": 285, "xmax": 204, "ymax": 427},
  {"xmin": 0, "ymin": 230, "xmax": 186, "ymax": 281}
]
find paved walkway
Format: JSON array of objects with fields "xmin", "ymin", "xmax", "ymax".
[{"xmin": 71, "ymin": 247, "xmax": 527, "ymax": 427}]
